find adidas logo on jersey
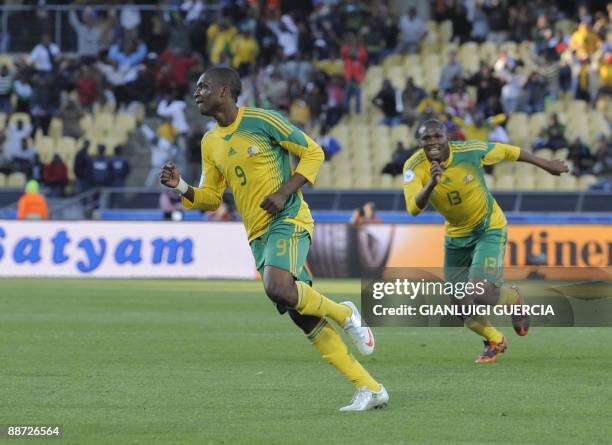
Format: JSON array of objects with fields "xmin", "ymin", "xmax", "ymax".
[{"xmin": 228, "ymin": 147, "xmax": 237, "ymax": 156}]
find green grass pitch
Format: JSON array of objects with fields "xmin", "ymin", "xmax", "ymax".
[{"xmin": 1, "ymin": 278, "xmax": 611, "ymax": 445}]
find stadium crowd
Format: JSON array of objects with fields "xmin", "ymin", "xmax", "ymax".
[{"xmin": 0, "ymin": 0, "xmax": 611, "ymax": 199}]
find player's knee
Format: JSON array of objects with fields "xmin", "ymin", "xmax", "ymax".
[
  {"xmin": 263, "ymin": 278, "xmax": 295, "ymax": 307},
  {"xmin": 472, "ymin": 279, "xmax": 500, "ymax": 305}
]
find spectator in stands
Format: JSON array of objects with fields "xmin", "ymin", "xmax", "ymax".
[
  {"xmin": 17, "ymin": 180, "xmax": 48, "ymax": 220},
  {"xmin": 4, "ymin": 118, "xmax": 32, "ymax": 161},
  {"xmin": 120, "ymin": 0, "xmax": 141, "ymax": 42},
  {"xmin": 159, "ymin": 190, "xmax": 183, "ymax": 220},
  {"xmin": 28, "ymin": 154, "xmax": 45, "ymax": 183},
  {"xmin": 523, "ymin": 71, "xmax": 547, "ymax": 113},
  {"xmin": 444, "ymin": 78, "xmax": 472, "ymax": 119},
  {"xmin": 569, "ymin": 22, "xmax": 601, "ymax": 59},
  {"xmin": 159, "ymin": 46, "xmax": 201, "ymax": 97},
  {"xmin": 381, "ymin": 141, "xmax": 412, "ymax": 177},
  {"xmin": 439, "ymin": 51, "xmax": 463, "ymax": 92},
  {"xmin": 416, "ymin": 89, "xmax": 445, "ymax": 116},
  {"xmin": 157, "ymin": 89, "xmax": 188, "ymax": 173},
  {"xmin": 141, "ymin": 124, "xmax": 176, "ymax": 187},
  {"xmin": 488, "ymin": 117, "xmax": 510, "ymax": 144},
  {"xmin": 467, "ymin": 62, "xmax": 502, "ymax": 114},
  {"xmin": 324, "ymin": 76, "xmax": 345, "ymax": 128},
  {"xmin": 401, "ymin": 77, "xmax": 426, "ymax": 126},
  {"xmin": 74, "ymin": 140, "xmax": 92, "ymax": 194},
  {"xmin": 544, "ymin": 113, "xmax": 568, "ymax": 150},
  {"xmin": 75, "ymin": 65, "xmax": 99, "ymax": 110},
  {"xmin": 373, "ymin": 79, "xmax": 401, "ymax": 126},
  {"xmin": 597, "ymin": 50, "xmax": 612, "ymax": 98},
  {"xmin": 340, "ymin": 32, "xmax": 367, "ymax": 114},
  {"xmin": 91, "ymin": 144, "xmax": 113, "ymax": 187},
  {"xmin": 398, "ymin": 7, "xmax": 426, "ymax": 53},
  {"xmin": 289, "ymin": 96, "xmax": 311, "ymax": 129},
  {"xmin": 29, "ymin": 33, "xmax": 60, "ymax": 76},
  {"xmin": 592, "ymin": 134, "xmax": 612, "ymax": 175},
  {"xmin": 484, "ymin": 0, "xmax": 508, "ymax": 44},
  {"xmin": 69, "ymin": 6, "xmax": 115, "ymax": 61},
  {"xmin": 110, "ymin": 145, "xmax": 131, "ymax": 188},
  {"xmin": 448, "ymin": 3, "xmax": 470, "ymax": 43},
  {"xmin": 30, "ymin": 74, "xmax": 60, "ymax": 135},
  {"xmin": 470, "ymin": 2, "xmax": 490, "ymax": 42},
  {"xmin": 57, "ymin": 97, "xmax": 84, "ymax": 139},
  {"xmin": 500, "ymin": 65, "xmax": 525, "ymax": 115},
  {"xmin": 231, "ymin": 29, "xmax": 259, "ymax": 76},
  {"xmin": 13, "ymin": 138, "xmax": 37, "ymax": 174},
  {"xmin": 0, "ymin": 138, "xmax": 12, "ymax": 174},
  {"xmin": 575, "ymin": 57, "xmax": 592, "ymax": 102},
  {"xmin": 109, "ymin": 37, "xmax": 147, "ymax": 68},
  {"xmin": 43, "ymin": 154, "xmax": 68, "ymax": 197},
  {"xmin": 317, "ymin": 126, "xmax": 341, "ymax": 161},
  {"xmin": 207, "ymin": 16, "xmax": 238, "ymax": 65},
  {"xmin": 0, "ymin": 64, "xmax": 12, "ymax": 114},
  {"xmin": 567, "ymin": 138, "xmax": 595, "ymax": 175},
  {"xmin": 351, "ymin": 201, "xmax": 381, "ymax": 225}
]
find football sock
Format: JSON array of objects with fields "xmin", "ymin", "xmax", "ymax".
[
  {"xmin": 465, "ymin": 315, "xmax": 504, "ymax": 343},
  {"xmin": 497, "ymin": 286, "xmax": 520, "ymax": 306},
  {"xmin": 294, "ymin": 281, "xmax": 351, "ymax": 326},
  {"xmin": 308, "ymin": 320, "xmax": 381, "ymax": 392}
]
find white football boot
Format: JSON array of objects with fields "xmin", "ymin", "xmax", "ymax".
[
  {"xmin": 339, "ymin": 385, "xmax": 389, "ymax": 411},
  {"xmin": 340, "ymin": 301, "xmax": 375, "ymax": 355}
]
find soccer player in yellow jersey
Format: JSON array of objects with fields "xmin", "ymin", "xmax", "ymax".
[
  {"xmin": 403, "ymin": 119, "xmax": 568, "ymax": 363},
  {"xmin": 160, "ymin": 67, "xmax": 388, "ymax": 410}
]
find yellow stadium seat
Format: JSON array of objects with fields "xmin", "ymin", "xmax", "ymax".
[
  {"xmin": 514, "ymin": 175, "xmax": 536, "ymax": 190},
  {"xmin": 577, "ymin": 174, "xmax": 597, "ymax": 190},
  {"xmin": 556, "ymin": 175, "xmax": 578, "ymax": 191},
  {"xmin": 9, "ymin": 112, "xmax": 31, "ymax": 127},
  {"xmin": 95, "ymin": 112, "xmax": 114, "ymax": 132},
  {"xmin": 554, "ymin": 148, "xmax": 568, "ymax": 159},
  {"xmin": 535, "ymin": 173, "xmax": 556, "ymax": 190},
  {"xmin": 439, "ymin": 20, "xmax": 453, "ymax": 42},
  {"xmin": 48, "ymin": 117, "xmax": 63, "ymax": 141},
  {"xmin": 0, "ymin": 112, "xmax": 6, "ymax": 129},
  {"xmin": 479, "ymin": 41, "xmax": 498, "ymax": 62},
  {"xmin": 115, "ymin": 112, "xmax": 136, "ymax": 133},
  {"xmin": 36, "ymin": 136, "xmax": 55, "ymax": 163},
  {"xmin": 0, "ymin": 172, "xmax": 6, "ymax": 187},
  {"xmin": 567, "ymin": 100, "xmax": 588, "ymax": 115},
  {"xmin": 383, "ymin": 54, "xmax": 403, "ymax": 71},
  {"xmin": 493, "ymin": 162, "xmax": 514, "ymax": 177},
  {"xmin": 535, "ymin": 148, "xmax": 553, "ymax": 159},
  {"xmin": 499, "ymin": 41, "xmax": 518, "ymax": 58},
  {"xmin": 57, "ymin": 136, "xmax": 77, "ymax": 157},
  {"xmin": 79, "ymin": 114, "xmax": 93, "ymax": 133},
  {"xmin": 390, "ymin": 125, "xmax": 411, "ymax": 144},
  {"xmin": 484, "ymin": 174, "xmax": 495, "ymax": 189},
  {"xmin": 378, "ymin": 174, "xmax": 395, "ymax": 189},
  {"xmin": 493, "ymin": 175, "xmax": 515, "ymax": 190},
  {"xmin": 7, "ymin": 172, "xmax": 26, "ymax": 188}
]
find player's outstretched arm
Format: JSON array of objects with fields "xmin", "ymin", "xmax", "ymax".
[
  {"xmin": 517, "ymin": 150, "xmax": 569, "ymax": 176},
  {"xmin": 160, "ymin": 162, "xmax": 224, "ymax": 210}
]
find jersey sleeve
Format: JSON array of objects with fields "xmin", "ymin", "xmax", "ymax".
[
  {"xmin": 182, "ymin": 136, "xmax": 226, "ymax": 211},
  {"xmin": 402, "ymin": 164, "xmax": 426, "ymax": 216},
  {"xmin": 481, "ymin": 142, "xmax": 521, "ymax": 165},
  {"xmin": 260, "ymin": 110, "xmax": 324, "ymax": 184}
]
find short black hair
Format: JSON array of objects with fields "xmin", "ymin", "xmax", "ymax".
[
  {"xmin": 417, "ymin": 119, "xmax": 446, "ymax": 139},
  {"xmin": 205, "ymin": 66, "xmax": 242, "ymax": 102}
]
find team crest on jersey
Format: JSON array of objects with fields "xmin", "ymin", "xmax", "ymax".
[
  {"xmin": 403, "ymin": 169, "xmax": 415, "ymax": 183},
  {"xmin": 247, "ymin": 146, "xmax": 260, "ymax": 156},
  {"xmin": 464, "ymin": 174, "xmax": 474, "ymax": 183}
]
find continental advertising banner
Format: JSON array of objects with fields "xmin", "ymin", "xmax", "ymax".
[{"xmin": 307, "ymin": 224, "xmax": 612, "ymax": 279}]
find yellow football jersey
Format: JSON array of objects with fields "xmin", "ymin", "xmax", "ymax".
[
  {"xmin": 182, "ymin": 107, "xmax": 324, "ymax": 242},
  {"xmin": 403, "ymin": 140, "xmax": 521, "ymax": 237}
]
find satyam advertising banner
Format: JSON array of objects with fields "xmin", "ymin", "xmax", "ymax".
[
  {"xmin": 0, "ymin": 221, "xmax": 255, "ymax": 278},
  {"xmin": 0, "ymin": 222, "xmax": 610, "ymax": 278}
]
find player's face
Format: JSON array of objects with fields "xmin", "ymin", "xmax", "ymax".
[
  {"xmin": 418, "ymin": 127, "xmax": 450, "ymax": 162},
  {"xmin": 193, "ymin": 74, "xmax": 221, "ymax": 116}
]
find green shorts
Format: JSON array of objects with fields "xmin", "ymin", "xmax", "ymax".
[
  {"xmin": 250, "ymin": 220, "xmax": 312, "ymax": 313},
  {"xmin": 444, "ymin": 227, "xmax": 507, "ymax": 287}
]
